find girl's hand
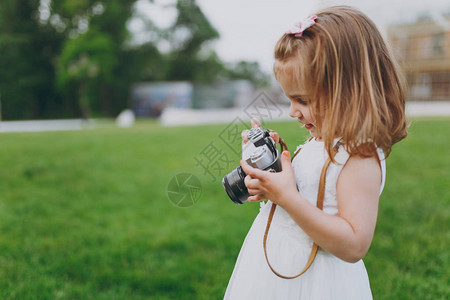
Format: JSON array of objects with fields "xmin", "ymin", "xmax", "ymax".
[
  {"xmin": 240, "ymin": 151, "xmax": 298, "ymax": 206},
  {"xmin": 241, "ymin": 119, "xmax": 279, "ymax": 146}
]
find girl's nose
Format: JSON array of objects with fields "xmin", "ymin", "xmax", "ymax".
[{"xmin": 289, "ymin": 104, "xmax": 301, "ymax": 118}]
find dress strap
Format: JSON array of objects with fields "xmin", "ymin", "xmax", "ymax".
[{"xmin": 291, "ymin": 147, "xmax": 302, "ymax": 161}]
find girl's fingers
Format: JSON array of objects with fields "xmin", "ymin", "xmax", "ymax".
[
  {"xmin": 247, "ymin": 189, "xmax": 259, "ymax": 196},
  {"xmin": 248, "ymin": 194, "xmax": 266, "ymax": 202},
  {"xmin": 246, "ymin": 176, "xmax": 263, "ymax": 195},
  {"xmin": 241, "ymin": 129, "xmax": 249, "ymax": 145},
  {"xmin": 280, "ymin": 151, "xmax": 295, "ymax": 176},
  {"xmin": 269, "ymin": 131, "xmax": 280, "ymax": 145},
  {"xmin": 251, "ymin": 118, "xmax": 261, "ymax": 128},
  {"xmin": 240, "ymin": 160, "xmax": 265, "ymax": 179},
  {"xmin": 245, "ymin": 175, "xmax": 263, "ymax": 196},
  {"xmin": 244, "ymin": 174, "xmax": 254, "ymax": 187}
]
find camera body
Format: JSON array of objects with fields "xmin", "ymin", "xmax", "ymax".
[{"xmin": 222, "ymin": 127, "xmax": 282, "ymax": 204}]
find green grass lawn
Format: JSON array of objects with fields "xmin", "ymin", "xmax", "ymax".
[{"xmin": 0, "ymin": 118, "xmax": 448, "ymax": 299}]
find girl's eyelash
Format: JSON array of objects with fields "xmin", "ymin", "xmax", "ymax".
[{"xmin": 293, "ymin": 97, "xmax": 308, "ymax": 105}]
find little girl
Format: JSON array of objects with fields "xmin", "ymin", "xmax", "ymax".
[{"xmin": 224, "ymin": 6, "xmax": 407, "ymax": 300}]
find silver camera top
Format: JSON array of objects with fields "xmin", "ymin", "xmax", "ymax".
[
  {"xmin": 242, "ymin": 126, "xmax": 278, "ymax": 170},
  {"xmin": 247, "ymin": 127, "xmax": 265, "ymax": 142},
  {"xmin": 249, "ymin": 147, "xmax": 274, "ymax": 169}
]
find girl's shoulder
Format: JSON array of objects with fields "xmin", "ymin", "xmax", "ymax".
[{"xmin": 341, "ymin": 147, "xmax": 386, "ymax": 195}]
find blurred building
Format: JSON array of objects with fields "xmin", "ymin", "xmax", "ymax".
[
  {"xmin": 131, "ymin": 80, "xmax": 256, "ymax": 117},
  {"xmin": 192, "ymin": 80, "xmax": 255, "ymax": 109},
  {"xmin": 388, "ymin": 13, "xmax": 450, "ymax": 101},
  {"xmin": 132, "ymin": 82, "xmax": 193, "ymax": 117}
]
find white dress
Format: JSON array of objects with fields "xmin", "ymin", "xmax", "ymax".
[{"xmin": 224, "ymin": 138, "xmax": 386, "ymax": 300}]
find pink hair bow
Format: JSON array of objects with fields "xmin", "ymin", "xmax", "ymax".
[{"xmin": 286, "ymin": 15, "xmax": 317, "ymax": 37}]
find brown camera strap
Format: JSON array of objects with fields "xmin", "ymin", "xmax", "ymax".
[{"xmin": 262, "ymin": 144, "xmax": 335, "ymax": 279}]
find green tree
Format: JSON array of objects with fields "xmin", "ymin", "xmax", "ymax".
[
  {"xmin": 52, "ymin": 0, "xmax": 137, "ymax": 116},
  {"xmin": 0, "ymin": 0, "xmax": 268, "ymax": 120},
  {"xmin": 0, "ymin": 0, "xmax": 64, "ymax": 119},
  {"xmin": 166, "ymin": 0, "xmax": 224, "ymax": 82},
  {"xmin": 226, "ymin": 61, "xmax": 270, "ymax": 87},
  {"xmin": 57, "ymin": 30, "xmax": 116, "ymax": 119}
]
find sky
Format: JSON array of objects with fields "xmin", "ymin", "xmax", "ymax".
[{"xmin": 136, "ymin": 0, "xmax": 450, "ymax": 73}]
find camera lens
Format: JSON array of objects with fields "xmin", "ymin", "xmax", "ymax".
[{"xmin": 222, "ymin": 166, "xmax": 249, "ymax": 204}]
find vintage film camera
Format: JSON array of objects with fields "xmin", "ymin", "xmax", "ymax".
[{"xmin": 222, "ymin": 127, "xmax": 282, "ymax": 204}]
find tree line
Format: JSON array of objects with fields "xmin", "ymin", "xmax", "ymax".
[{"xmin": 0, "ymin": 0, "xmax": 268, "ymax": 120}]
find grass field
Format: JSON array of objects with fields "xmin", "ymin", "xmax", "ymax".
[{"xmin": 0, "ymin": 118, "xmax": 448, "ymax": 299}]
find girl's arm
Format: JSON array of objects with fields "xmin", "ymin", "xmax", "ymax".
[{"xmin": 241, "ymin": 152, "xmax": 382, "ymax": 263}]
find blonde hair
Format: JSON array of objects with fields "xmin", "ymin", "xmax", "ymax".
[{"xmin": 274, "ymin": 6, "xmax": 407, "ymax": 159}]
